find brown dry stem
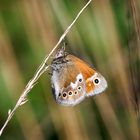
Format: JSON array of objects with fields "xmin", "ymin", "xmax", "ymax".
[{"xmin": 0, "ymin": 0, "xmax": 92, "ymax": 136}]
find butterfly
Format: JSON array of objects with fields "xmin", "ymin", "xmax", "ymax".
[{"xmin": 51, "ymin": 47, "xmax": 107, "ymax": 106}]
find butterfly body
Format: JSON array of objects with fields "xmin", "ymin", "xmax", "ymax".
[{"xmin": 51, "ymin": 48, "xmax": 107, "ymax": 106}]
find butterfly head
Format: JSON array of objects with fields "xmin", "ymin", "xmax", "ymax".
[{"xmin": 54, "ymin": 46, "xmax": 67, "ymax": 59}]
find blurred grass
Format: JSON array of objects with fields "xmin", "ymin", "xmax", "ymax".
[{"xmin": 0, "ymin": 0, "xmax": 140, "ymax": 140}]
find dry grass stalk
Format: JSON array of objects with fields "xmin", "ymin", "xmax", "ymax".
[{"xmin": 0, "ymin": 0, "xmax": 92, "ymax": 136}]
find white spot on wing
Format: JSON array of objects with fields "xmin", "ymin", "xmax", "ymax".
[
  {"xmin": 70, "ymin": 73, "xmax": 83, "ymax": 89},
  {"xmin": 86, "ymin": 72, "xmax": 98, "ymax": 81}
]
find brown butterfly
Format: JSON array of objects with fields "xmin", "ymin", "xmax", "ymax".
[{"xmin": 51, "ymin": 48, "xmax": 107, "ymax": 106}]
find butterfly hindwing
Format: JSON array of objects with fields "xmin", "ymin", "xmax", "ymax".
[{"xmin": 55, "ymin": 73, "xmax": 86, "ymax": 106}]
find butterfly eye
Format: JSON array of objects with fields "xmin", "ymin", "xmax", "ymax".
[
  {"xmin": 93, "ymin": 78, "xmax": 100, "ymax": 85},
  {"xmin": 77, "ymin": 86, "xmax": 82, "ymax": 91},
  {"xmin": 59, "ymin": 93, "xmax": 61, "ymax": 97},
  {"xmin": 68, "ymin": 91, "xmax": 73, "ymax": 96}
]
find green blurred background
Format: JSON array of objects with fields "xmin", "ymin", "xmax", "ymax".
[{"xmin": 0, "ymin": 0, "xmax": 140, "ymax": 140}]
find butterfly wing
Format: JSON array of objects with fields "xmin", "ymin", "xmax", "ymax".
[
  {"xmin": 51, "ymin": 54, "xmax": 107, "ymax": 106},
  {"xmin": 68, "ymin": 55, "xmax": 108, "ymax": 97}
]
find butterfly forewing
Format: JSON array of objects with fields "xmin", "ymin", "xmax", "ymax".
[{"xmin": 68, "ymin": 55, "xmax": 107, "ymax": 96}]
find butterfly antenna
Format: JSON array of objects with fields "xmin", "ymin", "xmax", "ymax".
[
  {"xmin": 62, "ymin": 39, "xmax": 69, "ymax": 56},
  {"xmin": 62, "ymin": 39, "xmax": 66, "ymax": 50}
]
